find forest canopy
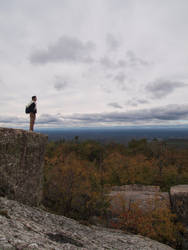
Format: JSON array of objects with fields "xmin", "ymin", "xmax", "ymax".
[{"xmin": 43, "ymin": 138, "xmax": 188, "ymax": 248}]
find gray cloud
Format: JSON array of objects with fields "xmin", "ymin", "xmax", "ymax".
[
  {"xmin": 100, "ymin": 56, "xmax": 126, "ymax": 70},
  {"xmin": 30, "ymin": 36, "xmax": 95, "ymax": 64},
  {"xmin": 118, "ymin": 83, "xmax": 127, "ymax": 91},
  {"xmin": 54, "ymin": 76, "xmax": 69, "ymax": 91},
  {"xmin": 0, "ymin": 114, "xmax": 63, "ymax": 126},
  {"xmin": 103, "ymin": 72, "xmax": 127, "ymax": 91},
  {"xmin": 126, "ymin": 50, "xmax": 149, "ymax": 67},
  {"xmin": 100, "ymin": 50, "xmax": 149, "ymax": 71},
  {"xmin": 138, "ymin": 99, "xmax": 149, "ymax": 104},
  {"xmin": 100, "ymin": 56, "xmax": 116, "ymax": 69},
  {"xmin": 114, "ymin": 72, "xmax": 126, "ymax": 83},
  {"xmin": 125, "ymin": 98, "xmax": 149, "ymax": 107},
  {"xmin": 54, "ymin": 82, "xmax": 68, "ymax": 91},
  {"xmin": 108, "ymin": 102, "xmax": 123, "ymax": 109},
  {"xmin": 146, "ymin": 79, "xmax": 187, "ymax": 99},
  {"xmin": 100, "ymin": 83, "xmax": 112, "ymax": 94},
  {"xmin": 115, "ymin": 72, "xmax": 127, "ymax": 91},
  {"xmin": 106, "ymin": 33, "xmax": 120, "ymax": 50},
  {"xmin": 0, "ymin": 116, "xmax": 26, "ymax": 124},
  {"xmin": 117, "ymin": 60, "xmax": 127, "ymax": 67}
]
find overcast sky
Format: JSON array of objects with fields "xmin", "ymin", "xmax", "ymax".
[{"xmin": 1, "ymin": 0, "xmax": 188, "ymax": 128}]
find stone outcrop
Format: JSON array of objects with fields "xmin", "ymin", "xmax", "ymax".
[
  {"xmin": 0, "ymin": 128, "xmax": 48, "ymax": 206},
  {"xmin": 170, "ymin": 185, "xmax": 188, "ymax": 224},
  {"xmin": 170, "ymin": 185, "xmax": 188, "ymax": 249},
  {"xmin": 109, "ymin": 185, "xmax": 170, "ymax": 214},
  {"xmin": 111, "ymin": 184, "xmax": 160, "ymax": 192},
  {"xmin": 0, "ymin": 197, "xmax": 174, "ymax": 250}
]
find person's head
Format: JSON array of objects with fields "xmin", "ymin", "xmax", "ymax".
[{"xmin": 32, "ymin": 96, "xmax": 37, "ymax": 102}]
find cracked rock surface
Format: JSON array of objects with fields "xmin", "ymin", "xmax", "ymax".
[{"xmin": 0, "ymin": 197, "xmax": 173, "ymax": 250}]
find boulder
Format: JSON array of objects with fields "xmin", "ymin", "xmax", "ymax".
[
  {"xmin": 109, "ymin": 185, "xmax": 170, "ymax": 214},
  {"xmin": 170, "ymin": 185, "xmax": 188, "ymax": 249},
  {"xmin": 0, "ymin": 128, "xmax": 48, "ymax": 206},
  {"xmin": 170, "ymin": 185, "xmax": 188, "ymax": 224}
]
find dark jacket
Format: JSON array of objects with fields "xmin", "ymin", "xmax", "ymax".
[{"xmin": 30, "ymin": 102, "xmax": 37, "ymax": 114}]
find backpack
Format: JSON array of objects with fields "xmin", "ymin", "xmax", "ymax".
[{"xmin": 25, "ymin": 103, "xmax": 32, "ymax": 114}]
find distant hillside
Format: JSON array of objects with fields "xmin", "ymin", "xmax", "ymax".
[
  {"xmin": 37, "ymin": 127, "xmax": 188, "ymax": 145},
  {"xmin": 165, "ymin": 139, "xmax": 188, "ymax": 149}
]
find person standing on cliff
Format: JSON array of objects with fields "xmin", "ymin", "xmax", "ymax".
[{"xmin": 26, "ymin": 96, "xmax": 37, "ymax": 131}]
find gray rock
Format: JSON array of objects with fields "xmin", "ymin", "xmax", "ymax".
[
  {"xmin": 170, "ymin": 185, "xmax": 188, "ymax": 224},
  {"xmin": 0, "ymin": 128, "xmax": 48, "ymax": 206},
  {"xmin": 0, "ymin": 197, "xmax": 173, "ymax": 250},
  {"xmin": 111, "ymin": 184, "xmax": 161, "ymax": 192},
  {"xmin": 170, "ymin": 185, "xmax": 188, "ymax": 249},
  {"xmin": 109, "ymin": 185, "xmax": 170, "ymax": 213}
]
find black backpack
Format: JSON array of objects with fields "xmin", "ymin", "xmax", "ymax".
[{"xmin": 25, "ymin": 104, "xmax": 31, "ymax": 114}]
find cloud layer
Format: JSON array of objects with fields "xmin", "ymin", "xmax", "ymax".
[
  {"xmin": 64, "ymin": 104, "xmax": 188, "ymax": 125},
  {"xmin": 2, "ymin": 104, "xmax": 188, "ymax": 127}
]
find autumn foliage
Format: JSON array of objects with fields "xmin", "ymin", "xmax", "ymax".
[
  {"xmin": 110, "ymin": 196, "xmax": 184, "ymax": 249},
  {"xmin": 43, "ymin": 141, "xmax": 110, "ymax": 220},
  {"xmin": 43, "ymin": 138, "xmax": 188, "ymax": 248}
]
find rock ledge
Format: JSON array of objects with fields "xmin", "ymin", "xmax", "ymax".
[{"xmin": 0, "ymin": 197, "xmax": 173, "ymax": 250}]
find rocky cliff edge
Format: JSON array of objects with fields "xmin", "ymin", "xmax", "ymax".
[{"xmin": 0, "ymin": 128, "xmax": 48, "ymax": 206}]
